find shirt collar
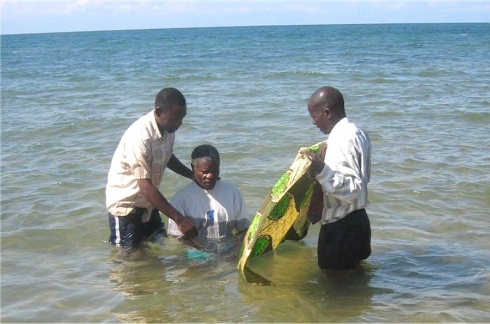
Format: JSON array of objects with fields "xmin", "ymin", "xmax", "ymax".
[
  {"xmin": 330, "ymin": 117, "xmax": 349, "ymax": 137},
  {"xmin": 150, "ymin": 109, "xmax": 164, "ymax": 140}
]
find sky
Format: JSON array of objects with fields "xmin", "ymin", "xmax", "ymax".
[{"xmin": 1, "ymin": 0, "xmax": 489, "ymax": 35}]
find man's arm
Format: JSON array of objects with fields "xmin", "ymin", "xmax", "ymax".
[
  {"xmin": 167, "ymin": 154, "xmax": 193, "ymax": 179},
  {"xmin": 307, "ymin": 149, "xmax": 364, "ymax": 203},
  {"xmin": 136, "ymin": 178, "xmax": 198, "ymax": 238}
]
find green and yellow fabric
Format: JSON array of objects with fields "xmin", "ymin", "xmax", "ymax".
[{"xmin": 237, "ymin": 141, "xmax": 326, "ymax": 285}]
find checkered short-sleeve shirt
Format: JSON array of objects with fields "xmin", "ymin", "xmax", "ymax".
[{"xmin": 106, "ymin": 110, "xmax": 174, "ymax": 216}]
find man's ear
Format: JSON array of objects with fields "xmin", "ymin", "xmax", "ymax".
[{"xmin": 155, "ymin": 107, "xmax": 164, "ymax": 116}]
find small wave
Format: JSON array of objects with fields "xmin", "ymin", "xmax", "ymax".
[
  {"xmin": 161, "ymin": 74, "xmax": 216, "ymax": 81},
  {"xmin": 461, "ymin": 111, "xmax": 490, "ymax": 123},
  {"xmin": 267, "ymin": 70, "xmax": 328, "ymax": 79}
]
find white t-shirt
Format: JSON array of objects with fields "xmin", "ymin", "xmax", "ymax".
[{"xmin": 168, "ymin": 181, "xmax": 250, "ymax": 238}]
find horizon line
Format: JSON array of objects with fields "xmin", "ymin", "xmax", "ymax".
[{"xmin": 2, "ymin": 21, "xmax": 487, "ymax": 36}]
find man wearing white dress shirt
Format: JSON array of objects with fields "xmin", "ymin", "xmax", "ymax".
[{"xmin": 303, "ymin": 86, "xmax": 372, "ymax": 273}]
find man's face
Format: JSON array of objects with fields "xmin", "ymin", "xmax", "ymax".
[
  {"xmin": 308, "ymin": 105, "xmax": 331, "ymax": 134},
  {"xmin": 193, "ymin": 158, "xmax": 220, "ymax": 190},
  {"xmin": 155, "ymin": 105, "xmax": 186, "ymax": 134}
]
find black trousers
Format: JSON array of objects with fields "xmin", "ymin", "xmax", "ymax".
[
  {"xmin": 317, "ymin": 208, "xmax": 371, "ymax": 270},
  {"xmin": 108, "ymin": 208, "xmax": 164, "ymax": 247}
]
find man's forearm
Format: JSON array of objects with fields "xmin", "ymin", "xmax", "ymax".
[{"xmin": 136, "ymin": 178, "xmax": 183, "ymax": 222}]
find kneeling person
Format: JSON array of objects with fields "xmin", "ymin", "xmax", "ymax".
[{"xmin": 168, "ymin": 145, "xmax": 250, "ymax": 240}]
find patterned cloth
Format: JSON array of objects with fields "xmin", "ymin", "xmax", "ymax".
[{"xmin": 307, "ymin": 182, "xmax": 324, "ymax": 224}]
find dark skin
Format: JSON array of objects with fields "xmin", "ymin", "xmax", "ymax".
[
  {"xmin": 306, "ymin": 86, "xmax": 365, "ymax": 277},
  {"xmin": 303, "ymin": 86, "xmax": 346, "ymax": 178},
  {"xmin": 136, "ymin": 104, "xmax": 198, "ymax": 239},
  {"xmin": 171, "ymin": 158, "xmax": 221, "ymax": 249},
  {"xmin": 193, "ymin": 158, "xmax": 220, "ymax": 190},
  {"xmin": 176, "ymin": 158, "xmax": 247, "ymax": 255}
]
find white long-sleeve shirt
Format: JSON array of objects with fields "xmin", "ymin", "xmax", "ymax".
[{"xmin": 316, "ymin": 117, "xmax": 371, "ymax": 224}]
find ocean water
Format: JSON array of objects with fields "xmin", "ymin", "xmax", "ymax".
[{"xmin": 1, "ymin": 23, "xmax": 489, "ymax": 322}]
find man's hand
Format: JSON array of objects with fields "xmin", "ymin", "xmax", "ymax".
[
  {"xmin": 300, "ymin": 143, "xmax": 327, "ymax": 178},
  {"xmin": 175, "ymin": 216, "xmax": 198, "ymax": 239}
]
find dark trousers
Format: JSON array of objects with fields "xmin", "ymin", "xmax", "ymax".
[
  {"xmin": 317, "ymin": 208, "xmax": 371, "ymax": 270},
  {"xmin": 108, "ymin": 208, "xmax": 164, "ymax": 247}
]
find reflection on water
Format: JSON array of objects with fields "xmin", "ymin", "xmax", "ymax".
[
  {"xmin": 238, "ymin": 240, "xmax": 376, "ymax": 323},
  {"xmin": 106, "ymin": 230, "xmax": 490, "ymax": 322},
  {"xmin": 108, "ymin": 236, "xmax": 251, "ymax": 322},
  {"xmin": 108, "ymin": 236, "xmax": 377, "ymax": 323}
]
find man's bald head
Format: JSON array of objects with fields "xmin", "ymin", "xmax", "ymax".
[
  {"xmin": 308, "ymin": 86, "xmax": 345, "ymax": 118},
  {"xmin": 307, "ymin": 86, "xmax": 346, "ymax": 135}
]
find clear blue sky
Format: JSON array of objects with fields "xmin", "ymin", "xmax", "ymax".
[{"xmin": 1, "ymin": 1, "xmax": 489, "ymax": 35}]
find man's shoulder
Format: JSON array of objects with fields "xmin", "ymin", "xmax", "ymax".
[
  {"xmin": 126, "ymin": 110, "xmax": 151, "ymax": 126},
  {"xmin": 123, "ymin": 110, "xmax": 160, "ymax": 140},
  {"xmin": 341, "ymin": 119, "xmax": 368, "ymax": 137},
  {"xmin": 172, "ymin": 182, "xmax": 200, "ymax": 200},
  {"xmin": 216, "ymin": 181, "xmax": 242, "ymax": 194}
]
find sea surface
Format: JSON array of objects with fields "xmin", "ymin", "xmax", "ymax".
[{"xmin": 1, "ymin": 23, "xmax": 489, "ymax": 323}]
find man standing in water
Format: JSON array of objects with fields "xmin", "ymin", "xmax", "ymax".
[
  {"xmin": 303, "ymin": 86, "xmax": 372, "ymax": 274},
  {"xmin": 106, "ymin": 87, "xmax": 198, "ymax": 247}
]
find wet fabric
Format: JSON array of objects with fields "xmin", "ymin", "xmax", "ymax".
[{"xmin": 108, "ymin": 207, "xmax": 165, "ymax": 246}]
